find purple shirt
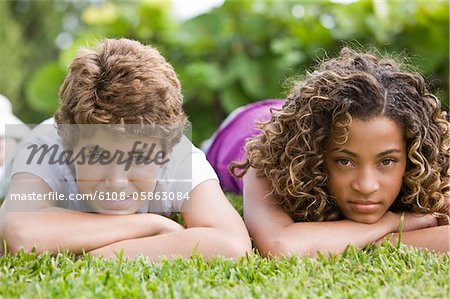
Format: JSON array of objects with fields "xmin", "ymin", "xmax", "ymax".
[{"xmin": 205, "ymin": 99, "xmax": 286, "ymax": 194}]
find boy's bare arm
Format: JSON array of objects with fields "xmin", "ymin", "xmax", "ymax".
[
  {"xmin": 89, "ymin": 180, "xmax": 252, "ymax": 261},
  {"xmin": 0, "ymin": 173, "xmax": 182, "ymax": 254},
  {"xmin": 377, "ymin": 225, "xmax": 450, "ymax": 253},
  {"xmin": 242, "ymin": 168, "xmax": 437, "ymax": 257}
]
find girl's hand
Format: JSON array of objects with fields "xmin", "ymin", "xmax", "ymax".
[
  {"xmin": 381, "ymin": 211, "xmax": 437, "ymax": 233},
  {"xmin": 392, "ymin": 212, "xmax": 438, "ymax": 232},
  {"xmin": 437, "ymin": 216, "xmax": 449, "ymax": 226}
]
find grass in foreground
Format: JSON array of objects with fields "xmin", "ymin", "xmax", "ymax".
[
  {"xmin": 1, "ymin": 195, "xmax": 448, "ymax": 298},
  {"xmin": 1, "ymin": 243, "xmax": 448, "ymax": 299}
]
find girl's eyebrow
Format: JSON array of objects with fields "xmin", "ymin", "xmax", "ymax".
[
  {"xmin": 376, "ymin": 149, "xmax": 403, "ymax": 157},
  {"xmin": 333, "ymin": 149, "xmax": 403, "ymax": 158}
]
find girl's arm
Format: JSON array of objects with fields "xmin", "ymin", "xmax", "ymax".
[
  {"xmin": 89, "ymin": 180, "xmax": 252, "ymax": 260},
  {"xmin": 0, "ymin": 173, "xmax": 183, "ymax": 255},
  {"xmin": 377, "ymin": 225, "xmax": 449, "ymax": 253},
  {"xmin": 243, "ymin": 168, "xmax": 437, "ymax": 257}
]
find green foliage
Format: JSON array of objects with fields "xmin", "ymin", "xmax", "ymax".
[
  {"xmin": 26, "ymin": 62, "xmax": 65, "ymax": 113},
  {"xmin": 1, "ymin": 0, "xmax": 448, "ymax": 144},
  {"xmin": 1, "ymin": 244, "xmax": 448, "ymax": 298},
  {"xmin": 0, "ymin": 1, "xmax": 85, "ymax": 122},
  {"xmin": 0, "ymin": 1, "xmax": 24, "ymax": 108},
  {"xmin": 227, "ymin": 192, "xmax": 244, "ymax": 216}
]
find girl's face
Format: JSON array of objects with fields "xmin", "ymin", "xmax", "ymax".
[{"xmin": 324, "ymin": 116, "xmax": 407, "ymax": 224}]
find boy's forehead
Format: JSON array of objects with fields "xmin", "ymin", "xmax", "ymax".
[{"xmin": 78, "ymin": 130, "xmax": 161, "ymax": 148}]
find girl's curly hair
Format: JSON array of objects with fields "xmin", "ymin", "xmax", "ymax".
[{"xmin": 231, "ymin": 47, "xmax": 449, "ymax": 222}]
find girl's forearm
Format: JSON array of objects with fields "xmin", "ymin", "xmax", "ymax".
[
  {"xmin": 377, "ymin": 225, "xmax": 450, "ymax": 253},
  {"xmin": 255, "ymin": 212, "xmax": 440, "ymax": 257},
  {"xmin": 268, "ymin": 218, "xmax": 395, "ymax": 257}
]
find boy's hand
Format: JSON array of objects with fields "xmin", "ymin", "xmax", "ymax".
[
  {"xmin": 158, "ymin": 217, "xmax": 185, "ymax": 234},
  {"xmin": 129, "ymin": 213, "xmax": 184, "ymax": 238}
]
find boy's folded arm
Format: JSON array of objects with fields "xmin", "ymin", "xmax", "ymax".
[
  {"xmin": 0, "ymin": 173, "xmax": 179, "ymax": 255},
  {"xmin": 1, "ymin": 208, "xmax": 180, "ymax": 255},
  {"xmin": 376, "ymin": 225, "xmax": 450, "ymax": 253},
  {"xmin": 89, "ymin": 180, "xmax": 252, "ymax": 261},
  {"xmin": 243, "ymin": 168, "xmax": 403, "ymax": 257}
]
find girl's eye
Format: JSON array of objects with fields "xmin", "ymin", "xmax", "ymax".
[
  {"xmin": 380, "ymin": 158, "xmax": 397, "ymax": 166},
  {"xmin": 336, "ymin": 159, "xmax": 352, "ymax": 167}
]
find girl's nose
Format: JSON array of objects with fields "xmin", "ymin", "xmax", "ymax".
[{"xmin": 351, "ymin": 168, "xmax": 380, "ymax": 195}]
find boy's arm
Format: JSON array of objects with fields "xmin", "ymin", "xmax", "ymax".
[
  {"xmin": 89, "ymin": 180, "xmax": 252, "ymax": 260},
  {"xmin": 242, "ymin": 168, "xmax": 437, "ymax": 257},
  {"xmin": 377, "ymin": 225, "xmax": 450, "ymax": 253},
  {"xmin": 0, "ymin": 173, "xmax": 182, "ymax": 254}
]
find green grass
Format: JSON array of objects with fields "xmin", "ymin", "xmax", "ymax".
[
  {"xmin": 1, "ymin": 195, "xmax": 449, "ymax": 298},
  {"xmin": 1, "ymin": 245, "xmax": 448, "ymax": 298}
]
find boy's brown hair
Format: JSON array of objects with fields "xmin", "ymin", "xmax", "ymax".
[{"xmin": 55, "ymin": 38, "xmax": 187, "ymax": 147}]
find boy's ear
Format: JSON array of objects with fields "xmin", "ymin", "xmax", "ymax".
[{"xmin": 166, "ymin": 147, "xmax": 174, "ymax": 156}]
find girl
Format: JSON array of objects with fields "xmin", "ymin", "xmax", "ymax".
[{"xmin": 212, "ymin": 47, "xmax": 449, "ymax": 256}]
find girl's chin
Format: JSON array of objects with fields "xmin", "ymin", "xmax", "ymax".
[{"xmin": 345, "ymin": 213, "xmax": 383, "ymax": 224}]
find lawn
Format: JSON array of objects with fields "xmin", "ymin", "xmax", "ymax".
[
  {"xmin": 1, "ymin": 245, "xmax": 448, "ymax": 298},
  {"xmin": 0, "ymin": 195, "xmax": 449, "ymax": 298}
]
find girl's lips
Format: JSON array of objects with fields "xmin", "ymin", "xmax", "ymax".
[{"xmin": 349, "ymin": 201, "xmax": 381, "ymax": 213}]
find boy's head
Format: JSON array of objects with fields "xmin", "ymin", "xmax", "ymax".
[
  {"xmin": 53, "ymin": 38, "xmax": 188, "ymax": 214},
  {"xmin": 55, "ymin": 38, "xmax": 187, "ymax": 145},
  {"xmin": 237, "ymin": 47, "xmax": 449, "ymax": 222}
]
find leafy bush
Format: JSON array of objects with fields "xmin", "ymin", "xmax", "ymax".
[{"xmin": 1, "ymin": 0, "xmax": 448, "ymax": 143}]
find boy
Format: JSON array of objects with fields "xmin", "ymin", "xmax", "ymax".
[{"xmin": 0, "ymin": 38, "xmax": 251, "ymax": 261}]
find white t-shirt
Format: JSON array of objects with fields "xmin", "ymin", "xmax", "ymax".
[{"xmin": 6, "ymin": 119, "xmax": 218, "ymax": 216}]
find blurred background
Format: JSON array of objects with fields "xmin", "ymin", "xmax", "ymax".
[{"xmin": 0, "ymin": 0, "xmax": 448, "ymax": 144}]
